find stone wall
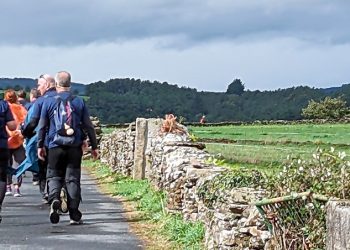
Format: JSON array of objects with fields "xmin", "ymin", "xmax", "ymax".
[
  {"xmin": 100, "ymin": 122, "xmax": 135, "ymax": 175},
  {"xmin": 90, "ymin": 116, "xmax": 103, "ymax": 145},
  {"xmin": 100, "ymin": 118, "xmax": 272, "ymax": 249}
]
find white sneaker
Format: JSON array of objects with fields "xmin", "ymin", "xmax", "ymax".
[
  {"xmin": 13, "ymin": 191, "xmax": 22, "ymax": 197},
  {"xmin": 5, "ymin": 186, "xmax": 12, "ymax": 196},
  {"xmin": 70, "ymin": 219, "xmax": 83, "ymax": 225},
  {"xmin": 13, "ymin": 187, "xmax": 22, "ymax": 197}
]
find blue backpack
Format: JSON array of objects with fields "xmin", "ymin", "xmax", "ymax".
[{"xmin": 52, "ymin": 95, "xmax": 77, "ymax": 146}]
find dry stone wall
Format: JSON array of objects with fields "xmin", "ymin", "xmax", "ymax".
[
  {"xmin": 90, "ymin": 116, "xmax": 103, "ymax": 145},
  {"xmin": 100, "ymin": 118, "xmax": 272, "ymax": 249},
  {"xmin": 100, "ymin": 122, "xmax": 135, "ymax": 176}
]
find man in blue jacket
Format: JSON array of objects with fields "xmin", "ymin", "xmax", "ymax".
[
  {"xmin": 37, "ymin": 71, "xmax": 98, "ymax": 225},
  {"xmin": 22, "ymin": 74, "xmax": 57, "ymax": 202}
]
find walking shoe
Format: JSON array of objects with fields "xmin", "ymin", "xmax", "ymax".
[
  {"xmin": 60, "ymin": 188, "xmax": 68, "ymax": 213},
  {"xmin": 49, "ymin": 199, "xmax": 61, "ymax": 224},
  {"xmin": 5, "ymin": 185, "xmax": 12, "ymax": 196},
  {"xmin": 70, "ymin": 219, "xmax": 83, "ymax": 225},
  {"xmin": 42, "ymin": 194, "xmax": 49, "ymax": 204},
  {"xmin": 69, "ymin": 209, "xmax": 82, "ymax": 224},
  {"xmin": 13, "ymin": 188, "xmax": 22, "ymax": 197},
  {"xmin": 32, "ymin": 181, "xmax": 39, "ymax": 186}
]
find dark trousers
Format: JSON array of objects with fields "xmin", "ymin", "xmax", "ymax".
[
  {"xmin": 38, "ymin": 149, "xmax": 48, "ymax": 198},
  {"xmin": 0, "ymin": 149, "xmax": 9, "ymax": 206},
  {"xmin": 0, "ymin": 149, "xmax": 9, "ymax": 183},
  {"xmin": 47, "ymin": 146, "xmax": 82, "ymax": 219}
]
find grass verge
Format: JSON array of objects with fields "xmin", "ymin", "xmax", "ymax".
[{"xmin": 83, "ymin": 159, "xmax": 205, "ymax": 250}]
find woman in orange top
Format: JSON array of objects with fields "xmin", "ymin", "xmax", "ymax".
[{"xmin": 4, "ymin": 89, "xmax": 27, "ymax": 197}]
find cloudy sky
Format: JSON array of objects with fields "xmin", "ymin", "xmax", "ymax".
[{"xmin": 1, "ymin": 0, "xmax": 349, "ymax": 92}]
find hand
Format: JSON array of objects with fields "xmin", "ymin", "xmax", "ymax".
[
  {"xmin": 37, "ymin": 147, "xmax": 46, "ymax": 161},
  {"xmin": 81, "ymin": 140, "xmax": 89, "ymax": 152},
  {"xmin": 91, "ymin": 149, "xmax": 99, "ymax": 160}
]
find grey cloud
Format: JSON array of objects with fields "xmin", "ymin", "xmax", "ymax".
[{"xmin": 1, "ymin": 0, "xmax": 350, "ymax": 47}]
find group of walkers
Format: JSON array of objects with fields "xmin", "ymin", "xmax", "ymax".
[{"xmin": 0, "ymin": 71, "xmax": 98, "ymax": 225}]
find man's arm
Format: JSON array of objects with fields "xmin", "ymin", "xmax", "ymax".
[
  {"xmin": 81, "ymin": 104, "xmax": 97, "ymax": 149},
  {"xmin": 22, "ymin": 101, "xmax": 41, "ymax": 138},
  {"xmin": 36, "ymin": 102, "xmax": 49, "ymax": 150},
  {"xmin": 22, "ymin": 117, "xmax": 39, "ymax": 137},
  {"xmin": 81, "ymin": 101, "xmax": 99, "ymax": 159}
]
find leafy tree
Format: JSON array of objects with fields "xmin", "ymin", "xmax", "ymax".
[
  {"xmin": 302, "ymin": 96, "xmax": 349, "ymax": 119},
  {"xmin": 13, "ymin": 85, "xmax": 22, "ymax": 91},
  {"xmin": 226, "ymin": 79, "xmax": 245, "ymax": 96}
]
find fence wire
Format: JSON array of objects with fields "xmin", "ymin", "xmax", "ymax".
[{"xmin": 255, "ymin": 191, "xmax": 328, "ymax": 250}]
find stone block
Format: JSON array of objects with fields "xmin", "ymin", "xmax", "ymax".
[
  {"xmin": 326, "ymin": 200, "xmax": 350, "ymax": 250},
  {"xmin": 133, "ymin": 118, "xmax": 147, "ymax": 179}
]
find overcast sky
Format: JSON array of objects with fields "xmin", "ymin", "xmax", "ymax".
[{"xmin": 1, "ymin": 0, "xmax": 349, "ymax": 92}]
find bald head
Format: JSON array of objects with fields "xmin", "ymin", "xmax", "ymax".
[{"xmin": 55, "ymin": 71, "xmax": 71, "ymax": 88}]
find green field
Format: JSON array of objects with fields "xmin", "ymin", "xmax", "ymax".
[
  {"xmin": 190, "ymin": 124, "xmax": 350, "ymax": 145},
  {"xmin": 189, "ymin": 123, "xmax": 350, "ymax": 170}
]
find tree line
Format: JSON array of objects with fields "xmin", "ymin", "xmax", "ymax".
[
  {"xmin": 2, "ymin": 77, "xmax": 349, "ymax": 123},
  {"xmin": 86, "ymin": 78, "xmax": 350, "ymax": 123}
]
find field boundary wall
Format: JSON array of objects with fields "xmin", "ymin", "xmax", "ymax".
[{"xmin": 100, "ymin": 118, "xmax": 272, "ymax": 249}]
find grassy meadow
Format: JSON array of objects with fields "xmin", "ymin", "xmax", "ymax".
[
  {"xmin": 189, "ymin": 123, "xmax": 350, "ymax": 172},
  {"xmin": 101, "ymin": 122, "xmax": 350, "ymax": 172}
]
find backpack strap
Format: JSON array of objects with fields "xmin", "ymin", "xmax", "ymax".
[{"xmin": 53, "ymin": 94, "xmax": 75, "ymax": 102}]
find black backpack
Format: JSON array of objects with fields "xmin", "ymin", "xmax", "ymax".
[{"xmin": 52, "ymin": 95, "xmax": 77, "ymax": 146}]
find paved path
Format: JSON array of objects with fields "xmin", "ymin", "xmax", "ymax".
[{"xmin": 0, "ymin": 170, "xmax": 143, "ymax": 250}]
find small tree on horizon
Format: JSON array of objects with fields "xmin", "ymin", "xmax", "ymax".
[{"xmin": 226, "ymin": 79, "xmax": 245, "ymax": 96}]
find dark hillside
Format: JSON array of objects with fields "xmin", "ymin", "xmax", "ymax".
[
  {"xmin": 1, "ymin": 77, "xmax": 346, "ymax": 124},
  {"xmin": 86, "ymin": 78, "xmax": 328, "ymax": 123},
  {"xmin": 86, "ymin": 78, "xmax": 201, "ymax": 123}
]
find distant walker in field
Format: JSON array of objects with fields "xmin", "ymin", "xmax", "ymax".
[{"xmin": 200, "ymin": 115, "xmax": 206, "ymax": 124}]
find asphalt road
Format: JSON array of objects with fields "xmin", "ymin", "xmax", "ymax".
[{"xmin": 0, "ymin": 170, "xmax": 143, "ymax": 250}]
